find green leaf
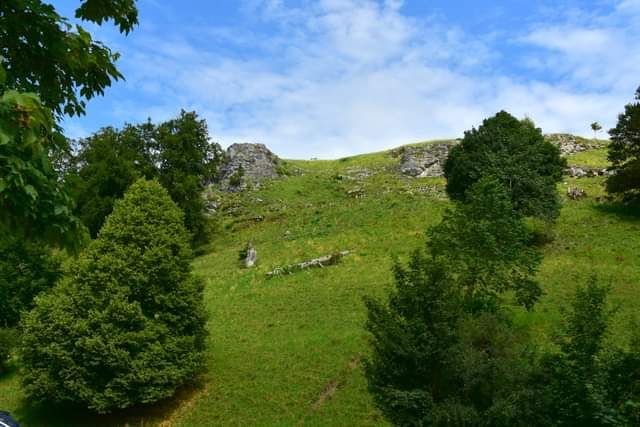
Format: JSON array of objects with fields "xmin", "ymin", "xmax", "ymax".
[{"xmin": 24, "ymin": 185, "xmax": 38, "ymax": 200}]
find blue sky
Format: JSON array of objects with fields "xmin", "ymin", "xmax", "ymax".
[{"xmin": 54, "ymin": 0, "xmax": 640, "ymax": 158}]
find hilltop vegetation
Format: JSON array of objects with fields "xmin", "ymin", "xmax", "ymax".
[{"xmin": 2, "ymin": 133, "xmax": 640, "ymax": 426}]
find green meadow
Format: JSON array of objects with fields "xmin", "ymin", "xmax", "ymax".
[{"xmin": 2, "ymin": 139, "xmax": 639, "ymax": 426}]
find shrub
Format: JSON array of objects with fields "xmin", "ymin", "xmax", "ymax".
[
  {"xmin": 0, "ymin": 237, "xmax": 61, "ymax": 327},
  {"xmin": 21, "ymin": 179, "xmax": 207, "ymax": 413},
  {"xmin": 444, "ymin": 111, "xmax": 565, "ymax": 220}
]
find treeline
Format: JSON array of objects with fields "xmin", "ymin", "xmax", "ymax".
[
  {"xmin": 61, "ymin": 110, "xmax": 223, "ymax": 243},
  {"xmin": 364, "ymin": 112, "xmax": 640, "ymax": 426}
]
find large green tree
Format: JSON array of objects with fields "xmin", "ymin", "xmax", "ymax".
[
  {"xmin": 156, "ymin": 110, "xmax": 222, "ymax": 245},
  {"xmin": 428, "ymin": 177, "xmax": 543, "ymax": 311},
  {"xmin": 0, "ymin": 0, "xmax": 138, "ymax": 243},
  {"xmin": 21, "ymin": 179, "xmax": 207, "ymax": 413},
  {"xmin": 606, "ymin": 87, "xmax": 640, "ymax": 198},
  {"xmin": 444, "ymin": 111, "xmax": 565, "ymax": 220},
  {"xmin": 68, "ymin": 112, "xmax": 222, "ymax": 242}
]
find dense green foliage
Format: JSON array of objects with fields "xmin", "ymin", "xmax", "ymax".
[
  {"xmin": 0, "ymin": 237, "xmax": 61, "ymax": 327},
  {"xmin": 429, "ymin": 177, "xmax": 542, "ymax": 311},
  {"xmin": 0, "ymin": 0, "xmax": 138, "ymax": 244},
  {"xmin": 68, "ymin": 111, "xmax": 221, "ymax": 242},
  {"xmin": 68, "ymin": 123, "xmax": 156, "ymax": 237},
  {"xmin": 155, "ymin": 111, "xmax": 222, "ymax": 245},
  {"xmin": 444, "ymin": 111, "xmax": 565, "ymax": 220},
  {"xmin": 20, "ymin": 179, "xmax": 207, "ymax": 413},
  {"xmin": 0, "ymin": 0, "xmax": 137, "ymax": 118},
  {"xmin": 0, "ymin": 88, "xmax": 80, "ymax": 244},
  {"xmin": 365, "ymin": 178, "xmax": 540, "ymax": 426},
  {"xmin": 526, "ymin": 279, "xmax": 640, "ymax": 426},
  {"xmin": 0, "ymin": 328, "xmax": 17, "ymax": 374},
  {"xmin": 606, "ymin": 87, "xmax": 640, "ymax": 198}
]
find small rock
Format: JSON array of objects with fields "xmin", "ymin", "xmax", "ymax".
[
  {"xmin": 244, "ymin": 244, "xmax": 257, "ymax": 268},
  {"xmin": 567, "ymin": 187, "xmax": 587, "ymax": 200}
]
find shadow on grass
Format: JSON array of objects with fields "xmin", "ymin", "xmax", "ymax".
[
  {"xmin": 11, "ymin": 378, "xmax": 206, "ymax": 427},
  {"xmin": 593, "ymin": 200, "xmax": 640, "ymax": 222}
]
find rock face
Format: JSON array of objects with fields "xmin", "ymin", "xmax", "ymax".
[
  {"xmin": 397, "ymin": 144, "xmax": 453, "ymax": 178},
  {"xmin": 218, "ymin": 143, "xmax": 280, "ymax": 190},
  {"xmin": 546, "ymin": 134, "xmax": 594, "ymax": 155}
]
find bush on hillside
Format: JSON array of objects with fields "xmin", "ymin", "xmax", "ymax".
[
  {"xmin": 444, "ymin": 111, "xmax": 565, "ymax": 220},
  {"xmin": 21, "ymin": 179, "xmax": 207, "ymax": 413},
  {"xmin": 0, "ymin": 237, "xmax": 61, "ymax": 327}
]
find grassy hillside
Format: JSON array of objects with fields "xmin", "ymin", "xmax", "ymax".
[{"xmin": 2, "ymin": 139, "xmax": 639, "ymax": 426}]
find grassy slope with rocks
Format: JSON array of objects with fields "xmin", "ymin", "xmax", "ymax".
[{"xmin": 2, "ymin": 138, "xmax": 640, "ymax": 426}]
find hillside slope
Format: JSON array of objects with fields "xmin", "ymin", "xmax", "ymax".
[{"xmin": 2, "ymin": 138, "xmax": 640, "ymax": 426}]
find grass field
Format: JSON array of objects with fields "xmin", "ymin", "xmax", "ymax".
[{"xmin": 1, "ymin": 139, "xmax": 639, "ymax": 426}]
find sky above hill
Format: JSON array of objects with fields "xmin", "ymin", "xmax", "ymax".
[{"xmin": 54, "ymin": 0, "xmax": 640, "ymax": 158}]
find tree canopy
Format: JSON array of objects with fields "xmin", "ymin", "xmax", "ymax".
[
  {"xmin": 444, "ymin": 111, "xmax": 565, "ymax": 220},
  {"xmin": 21, "ymin": 179, "xmax": 207, "ymax": 413},
  {"xmin": 606, "ymin": 87, "xmax": 640, "ymax": 198}
]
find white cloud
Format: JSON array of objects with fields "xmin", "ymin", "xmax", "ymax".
[{"xmin": 72, "ymin": 0, "xmax": 640, "ymax": 158}]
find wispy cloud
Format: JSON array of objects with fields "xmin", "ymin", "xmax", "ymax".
[{"xmin": 66, "ymin": 0, "xmax": 640, "ymax": 158}]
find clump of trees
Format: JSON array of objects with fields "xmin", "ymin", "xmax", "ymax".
[
  {"xmin": 444, "ymin": 111, "xmax": 566, "ymax": 220},
  {"xmin": 21, "ymin": 179, "xmax": 207, "ymax": 412},
  {"xmin": 66, "ymin": 111, "xmax": 222, "ymax": 244},
  {"xmin": 606, "ymin": 87, "xmax": 640, "ymax": 199},
  {"xmin": 366, "ymin": 111, "xmax": 640, "ymax": 426}
]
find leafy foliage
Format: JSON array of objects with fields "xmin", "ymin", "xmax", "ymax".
[
  {"xmin": 0, "ymin": 0, "xmax": 138, "ymax": 118},
  {"xmin": 156, "ymin": 110, "xmax": 222, "ymax": 245},
  {"xmin": 364, "ymin": 252, "xmax": 534, "ymax": 426},
  {"xmin": 0, "ymin": 88, "xmax": 80, "ymax": 245},
  {"xmin": 20, "ymin": 179, "xmax": 207, "ymax": 413},
  {"xmin": 428, "ymin": 177, "xmax": 543, "ymax": 311},
  {"xmin": 606, "ymin": 87, "xmax": 640, "ymax": 198},
  {"xmin": 68, "ymin": 124, "xmax": 156, "ymax": 237},
  {"xmin": 67, "ymin": 111, "xmax": 222, "ymax": 243},
  {"xmin": 526, "ymin": 279, "xmax": 640, "ymax": 426},
  {"xmin": 0, "ymin": 236, "xmax": 61, "ymax": 328},
  {"xmin": 444, "ymin": 111, "xmax": 565, "ymax": 220}
]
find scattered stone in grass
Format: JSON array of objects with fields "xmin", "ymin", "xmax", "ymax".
[
  {"xmin": 346, "ymin": 188, "xmax": 365, "ymax": 198},
  {"xmin": 567, "ymin": 187, "xmax": 587, "ymax": 200},
  {"xmin": 565, "ymin": 165, "xmax": 614, "ymax": 178},
  {"xmin": 239, "ymin": 243, "xmax": 257, "ymax": 268},
  {"xmin": 266, "ymin": 251, "xmax": 350, "ymax": 278}
]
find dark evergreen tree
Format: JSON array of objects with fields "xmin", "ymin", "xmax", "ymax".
[{"xmin": 21, "ymin": 179, "xmax": 207, "ymax": 413}]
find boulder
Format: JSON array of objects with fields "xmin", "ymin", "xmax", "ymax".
[
  {"xmin": 398, "ymin": 144, "xmax": 452, "ymax": 178},
  {"xmin": 218, "ymin": 143, "xmax": 280, "ymax": 191},
  {"xmin": 244, "ymin": 244, "xmax": 257, "ymax": 268}
]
